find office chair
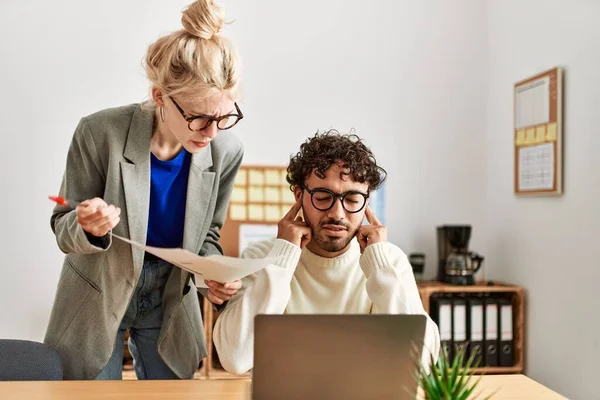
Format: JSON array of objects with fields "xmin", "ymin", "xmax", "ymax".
[{"xmin": 0, "ymin": 339, "xmax": 63, "ymax": 380}]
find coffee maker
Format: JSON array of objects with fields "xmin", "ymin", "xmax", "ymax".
[{"xmin": 437, "ymin": 225, "xmax": 484, "ymax": 285}]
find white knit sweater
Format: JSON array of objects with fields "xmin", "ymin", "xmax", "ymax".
[{"xmin": 213, "ymin": 238, "xmax": 441, "ymax": 374}]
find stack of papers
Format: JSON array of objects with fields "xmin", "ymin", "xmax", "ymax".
[{"xmin": 112, "ymin": 234, "xmax": 279, "ymax": 287}]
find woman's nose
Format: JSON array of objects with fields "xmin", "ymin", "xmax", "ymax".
[{"xmin": 203, "ymin": 122, "xmax": 219, "ymax": 139}]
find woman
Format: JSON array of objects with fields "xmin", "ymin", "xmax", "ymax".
[{"xmin": 45, "ymin": 0, "xmax": 243, "ymax": 380}]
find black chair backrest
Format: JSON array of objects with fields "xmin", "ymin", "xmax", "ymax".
[{"xmin": 0, "ymin": 339, "xmax": 63, "ymax": 381}]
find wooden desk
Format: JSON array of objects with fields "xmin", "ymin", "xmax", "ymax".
[{"xmin": 0, "ymin": 374, "xmax": 566, "ymax": 400}]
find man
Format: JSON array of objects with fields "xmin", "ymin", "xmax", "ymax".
[{"xmin": 211, "ymin": 130, "xmax": 440, "ymax": 374}]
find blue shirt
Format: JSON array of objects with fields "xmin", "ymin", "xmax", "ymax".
[{"xmin": 146, "ymin": 149, "xmax": 192, "ymax": 248}]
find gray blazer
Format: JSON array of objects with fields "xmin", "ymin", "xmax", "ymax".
[{"xmin": 44, "ymin": 104, "xmax": 243, "ymax": 380}]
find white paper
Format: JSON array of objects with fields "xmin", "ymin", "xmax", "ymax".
[
  {"xmin": 238, "ymin": 224, "xmax": 278, "ymax": 255},
  {"xmin": 470, "ymin": 304, "xmax": 484, "ymax": 341},
  {"xmin": 111, "ymin": 233, "xmax": 280, "ymax": 287},
  {"xmin": 500, "ymin": 304, "xmax": 513, "ymax": 341},
  {"xmin": 439, "ymin": 304, "xmax": 452, "ymax": 341},
  {"xmin": 515, "ymin": 77, "xmax": 549, "ymax": 129},
  {"xmin": 518, "ymin": 142, "xmax": 554, "ymax": 191},
  {"xmin": 453, "ymin": 303, "xmax": 467, "ymax": 341},
  {"xmin": 485, "ymin": 304, "xmax": 498, "ymax": 340}
]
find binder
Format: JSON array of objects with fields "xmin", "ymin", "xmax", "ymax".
[
  {"xmin": 451, "ymin": 297, "xmax": 467, "ymax": 366},
  {"xmin": 483, "ymin": 296, "xmax": 499, "ymax": 366},
  {"xmin": 431, "ymin": 295, "xmax": 453, "ymax": 362},
  {"xmin": 466, "ymin": 296, "xmax": 484, "ymax": 367},
  {"xmin": 498, "ymin": 297, "xmax": 514, "ymax": 366}
]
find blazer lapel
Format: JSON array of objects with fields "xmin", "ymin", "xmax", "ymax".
[
  {"xmin": 181, "ymin": 147, "xmax": 215, "ymax": 288},
  {"xmin": 120, "ymin": 106, "xmax": 153, "ymax": 273},
  {"xmin": 182, "ymin": 147, "xmax": 215, "ymax": 253}
]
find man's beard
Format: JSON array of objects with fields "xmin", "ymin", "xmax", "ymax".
[{"xmin": 306, "ymin": 218, "xmax": 359, "ymax": 253}]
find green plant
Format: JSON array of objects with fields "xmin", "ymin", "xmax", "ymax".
[{"xmin": 414, "ymin": 344, "xmax": 497, "ymax": 400}]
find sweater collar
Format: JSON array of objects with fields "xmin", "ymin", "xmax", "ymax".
[{"xmin": 300, "ymin": 238, "xmax": 361, "ymax": 269}]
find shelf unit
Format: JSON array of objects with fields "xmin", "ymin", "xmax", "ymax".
[{"xmin": 417, "ymin": 280, "xmax": 525, "ymax": 375}]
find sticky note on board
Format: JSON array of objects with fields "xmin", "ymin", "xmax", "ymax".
[
  {"xmin": 230, "ymin": 205, "xmax": 247, "ymax": 221},
  {"xmin": 546, "ymin": 122, "xmax": 558, "ymax": 141},
  {"xmin": 234, "ymin": 169, "xmax": 247, "ymax": 186},
  {"xmin": 535, "ymin": 125, "xmax": 546, "ymax": 143},
  {"xmin": 248, "ymin": 205, "xmax": 264, "ymax": 221},
  {"xmin": 265, "ymin": 205, "xmax": 281, "ymax": 222},
  {"xmin": 265, "ymin": 187, "xmax": 281, "ymax": 202},
  {"xmin": 249, "ymin": 170, "xmax": 264, "ymax": 185},
  {"xmin": 265, "ymin": 170, "xmax": 280, "ymax": 185},
  {"xmin": 281, "ymin": 204, "xmax": 293, "ymax": 217},
  {"xmin": 231, "ymin": 187, "xmax": 247, "ymax": 203},
  {"xmin": 249, "ymin": 187, "xmax": 264, "ymax": 202},
  {"xmin": 525, "ymin": 128, "xmax": 535, "ymax": 144},
  {"xmin": 281, "ymin": 188, "xmax": 296, "ymax": 203},
  {"xmin": 516, "ymin": 129, "xmax": 526, "ymax": 145},
  {"xmin": 280, "ymin": 170, "xmax": 288, "ymax": 185}
]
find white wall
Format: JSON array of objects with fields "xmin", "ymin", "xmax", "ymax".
[
  {"xmin": 0, "ymin": 0, "xmax": 487, "ymax": 340},
  {"xmin": 2, "ymin": 0, "xmax": 594, "ymax": 397},
  {"xmin": 485, "ymin": 1, "xmax": 600, "ymax": 399},
  {"xmin": 227, "ymin": 0, "xmax": 488, "ymax": 273}
]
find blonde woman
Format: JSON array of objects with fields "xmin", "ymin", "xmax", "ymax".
[{"xmin": 45, "ymin": 0, "xmax": 244, "ymax": 380}]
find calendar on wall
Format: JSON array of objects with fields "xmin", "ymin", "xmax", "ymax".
[{"xmin": 513, "ymin": 67, "xmax": 563, "ymax": 195}]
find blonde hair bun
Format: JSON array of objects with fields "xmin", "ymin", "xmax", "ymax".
[
  {"xmin": 181, "ymin": 0, "xmax": 225, "ymax": 40},
  {"xmin": 144, "ymin": 0, "xmax": 239, "ymax": 103}
]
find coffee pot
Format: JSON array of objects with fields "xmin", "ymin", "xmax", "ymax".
[{"xmin": 437, "ymin": 225, "xmax": 484, "ymax": 285}]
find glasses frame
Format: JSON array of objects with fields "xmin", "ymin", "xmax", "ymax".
[
  {"xmin": 301, "ymin": 184, "xmax": 370, "ymax": 214},
  {"xmin": 169, "ymin": 97, "xmax": 244, "ymax": 132}
]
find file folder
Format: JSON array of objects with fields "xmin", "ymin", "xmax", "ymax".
[
  {"xmin": 484, "ymin": 296, "xmax": 499, "ymax": 366},
  {"xmin": 431, "ymin": 295, "xmax": 453, "ymax": 362},
  {"xmin": 467, "ymin": 296, "xmax": 484, "ymax": 367},
  {"xmin": 498, "ymin": 297, "xmax": 514, "ymax": 366},
  {"xmin": 452, "ymin": 297, "xmax": 467, "ymax": 366}
]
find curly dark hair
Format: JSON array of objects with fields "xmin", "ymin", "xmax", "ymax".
[{"xmin": 286, "ymin": 129, "xmax": 387, "ymax": 192}]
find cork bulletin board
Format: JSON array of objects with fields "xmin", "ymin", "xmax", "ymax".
[
  {"xmin": 220, "ymin": 165, "xmax": 294, "ymax": 257},
  {"xmin": 514, "ymin": 66, "xmax": 563, "ymax": 195}
]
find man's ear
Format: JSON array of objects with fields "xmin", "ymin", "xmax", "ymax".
[
  {"xmin": 151, "ymin": 86, "xmax": 165, "ymax": 107},
  {"xmin": 294, "ymin": 186, "xmax": 305, "ymax": 220}
]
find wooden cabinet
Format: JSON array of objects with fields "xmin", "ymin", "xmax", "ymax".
[{"xmin": 417, "ymin": 280, "xmax": 525, "ymax": 374}]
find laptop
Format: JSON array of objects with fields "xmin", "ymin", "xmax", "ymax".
[{"xmin": 252, "ymin": 314, "xmax": 427, "ymax": 400}]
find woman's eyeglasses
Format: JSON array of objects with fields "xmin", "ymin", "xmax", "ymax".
[{"xmin": 170, "ymin": 97, "xmax": 244, "ymax": 132}]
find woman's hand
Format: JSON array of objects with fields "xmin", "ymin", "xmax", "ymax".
[
  {"xmin": 205, "ymin": 279, "xmax": 242, "ymax": 305},
  {"xmin": 77, "ymin": 197, "xmax": 121, "ymax": 237}
]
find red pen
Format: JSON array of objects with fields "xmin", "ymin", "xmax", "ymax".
[{"xmin": 48, "ymin": 195, "xmax": 84, "ymax": 209}]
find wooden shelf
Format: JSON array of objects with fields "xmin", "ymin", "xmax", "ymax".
[
  {"xmin": 417, "ymin": 280, "xmax": 522, "ymax": 292},
  {"xmin": 417, "ymin": 280, "xmax": 525, "ymax": 375},
  {"xmin": 469, "ymin": 366, "xmax": 522, "ymax": 375}
]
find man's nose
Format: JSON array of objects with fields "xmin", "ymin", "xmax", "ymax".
[{"xmin": 326, "ymin": 198, "xmax": 346, "ymax": 220}]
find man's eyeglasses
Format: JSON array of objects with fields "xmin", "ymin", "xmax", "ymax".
[
  {"xmin": 301, "ymin": 184, "xmax": 369, "ymax": 214},
  {"xmin": 170, "ymin": 97, "xmax": 244, "ymax": 132}
]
